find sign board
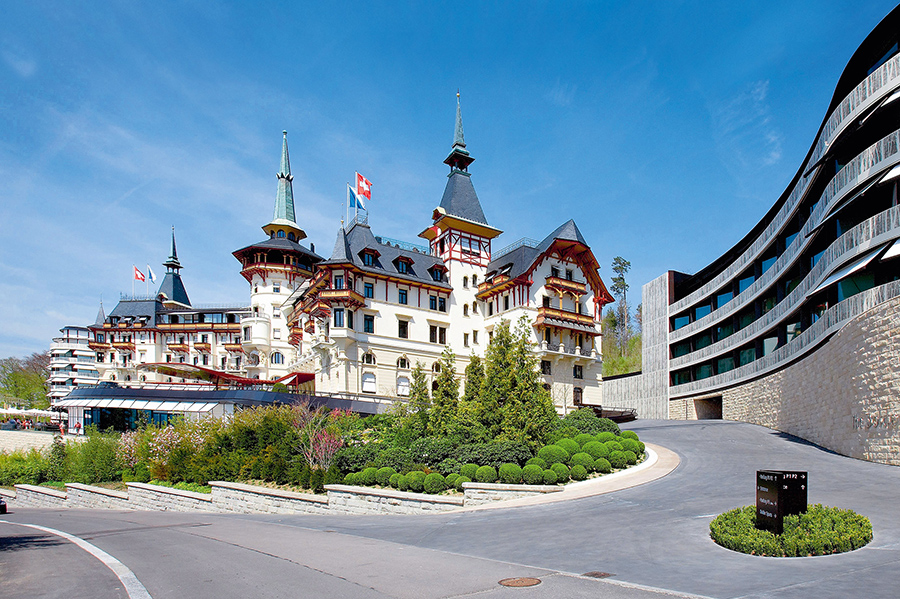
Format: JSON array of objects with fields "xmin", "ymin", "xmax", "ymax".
[{"xmin": 756, "ymin": 470, "xmax": 808, "ymax": 534}]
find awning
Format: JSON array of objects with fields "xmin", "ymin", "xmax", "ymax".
[{"xmin": 55, "ymin": 398, "xmax": 217, "ymax": 413}]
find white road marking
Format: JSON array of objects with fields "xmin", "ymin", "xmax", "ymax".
[{"xmin": 1, "ymin": 519, "xmax": 152, "ymax": 599}]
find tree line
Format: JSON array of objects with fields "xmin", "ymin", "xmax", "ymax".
[{"xmin": 0, "ymin": 351, "xmax": 50, "ymax": 409}]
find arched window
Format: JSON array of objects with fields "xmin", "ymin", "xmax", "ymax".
[
  {"xmin": 431, "ymin": 380, "xmax": 439, "ymax": 391},
  {"xmin": 463, "ymin": 304, "xmax": 469, "ymax": 316},
  {"xmin": 397, "ymin": 376, "xmax": 410, "ymax": 396},
  {"xmin": 472, "ymin": 301, "xmax": 477, "ymax": 313},
  {"xmin": 463, "ymin": 276, "xmax": 468, "ymax": 288},
  {"xmin": 271, "ymin": 351, "xmax": 285, "ymax": 365},
  {"xmin": 277, "ymin": 230, "xmax": 286, "ymax": 238},
  {"xmin": 363, "ymin": 352, "xmax": 376, "ymax": 365},
  {"xmin": 432, "ymin": 362, "xmax": 441, "ymax": 373},
  {"xmin": 397, "ymin": 356, "xmax": 409, "ymax": 369},
  {"xmin": 362, "ymin": 372, "xmax": 376, "ymax": 394},
  {"xmin": 288, "ymin": 232, "xmax": 296, "ymax": 241}
]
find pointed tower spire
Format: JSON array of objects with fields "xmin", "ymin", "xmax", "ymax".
[
  {"xmin": 163, "ymin": 226, "xmax": 182, "ymax": 272},
  {"xmin": 93, "ymin": 299, "xmax": 106, "ymax": 326},
  {"xmin": 263, "ymin": 130, "xmax": 306, "ymax": 241},
  {"xmin": 158, "ymin": 227, "xmax": 191, "ymax": 306},
  {"xmin": 445, "ymin": 91, "xmax": 474, "ymax": 172}
]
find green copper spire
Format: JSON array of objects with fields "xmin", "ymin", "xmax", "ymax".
[
  {"xmin": 163, "ymin": 226, "xmax": 182, "ymax": 272},
  {"xmin": 453, "ymin": 91, "xmax": 466, "ymax": 150},
  {"xmin": 263, "ymin": 130, "xmax": 306, "ymax": 241},
  {"xmin": 444, "ymin": 91, "xmax": 475, "ymax": 172}
]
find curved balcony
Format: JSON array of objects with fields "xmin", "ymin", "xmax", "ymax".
[
  {"xmin": 535, "ymin": 306, "xmax": 598, "ymax": 332},
  {"xmin": 545, "ymin": 275, "xmax": 587, "ymax": 296}
]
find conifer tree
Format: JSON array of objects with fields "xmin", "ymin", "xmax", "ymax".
[
  {"xmin": 430, "ymin": 347, "xmax": 460, "ymax": 437},
  {"xmin": 456, "ymin": 354, "xmax": 487, "ymax": 442},
  {"xmin": 408, "ymin": 362, "xmax": 431, "ymax": 437},
  {"xmin": 477, "ymin": 320, "xmax": 515, "ymax": 438}
]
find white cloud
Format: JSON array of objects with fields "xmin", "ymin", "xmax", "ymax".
[
  {"xmin": 546, "ymin": 79, "xmax": 577, "ymax": 107},
  {"xmin": 710, "ymin": 79, "xmax": 784, "ymax": 175},
  {"xmin": 2, "ymin": 49, "xmax": 37, "ymax": 78}
]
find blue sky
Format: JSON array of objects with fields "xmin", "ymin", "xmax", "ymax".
[{"xmin": 1, "ymin": 1, "xmax": 897, "ymax": 357}]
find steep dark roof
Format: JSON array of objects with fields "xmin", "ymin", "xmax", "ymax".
[
  {"xmin": 233, "ymin": 236, "xmax": 322, "ymax": 260},
  {"xmin": 108, "ymin": 300, "xmax": 161, "ymax": 326},
  {"xmin": 322, "ymin": 224, "xmax": 451, "ymax": 289},
  {"xmin": 438, "ymin": 171, "xmax": 488, "ymax": 225},
  {"xmin": 157, "ymin": 272, "xmax": 191, "ymax": 307},
  {"xmin": 533, "ymin": 219, "xmax": 587, "ymax": 255},
  {"xmin": 488, "ymin": 219, "xmax": 588, "ymax": 280}
]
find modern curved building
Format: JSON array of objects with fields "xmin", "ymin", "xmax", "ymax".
[{"xmin": 630, "ymin": 5, "xmax": 900, "ymax": 465}]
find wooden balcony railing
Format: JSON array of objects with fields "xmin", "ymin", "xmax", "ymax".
[
  {"xmin": 545, "ymin": 275, "xmax": 587, "ymax": 295},
  {"xmin": 536, "ymin": 306, "xmax": 596, "ymax": 327}
]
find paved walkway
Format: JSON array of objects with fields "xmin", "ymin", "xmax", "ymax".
[{"xmin": 0, "ymin": 430, "xmax": 62, "ymax": 453}]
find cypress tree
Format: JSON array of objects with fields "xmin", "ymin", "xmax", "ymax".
[
  {"xmin": 478, "ymin": 320, "xmax": 515, "ymax": 438},
  {"xmin": 430, "ymin": 347, "xmax": 459, "ymax": 437},
  {"xmin": 408, "ymin": 362, "xmax": 431, "ymax": 437}
]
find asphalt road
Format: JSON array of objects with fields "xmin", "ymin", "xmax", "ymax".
[{"xmin": 2, "ymin": 420, "xmax": 899, "ymax": 599}]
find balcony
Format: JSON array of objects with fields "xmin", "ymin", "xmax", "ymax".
[
  {"xmin": 88, "ymin": 341, "xmax": 111, "ymax": 351},
  {"xmin": 545, "ymin": 275, "xmax": 587, "ymax": 296},
  {"xmin": 167, "ymin": 343, "xmax": 189, "ymax": 353},
  {"xmin": 223, "ymin": 343, "xmax": 244, "ymax": 353},
  {"xmin": 476, "ymin": 275, "xmax": 512, "ymax": 299},
  {"xmin": 319, "ymin": 288, "xmax": 366, "ymax": 307},
  {"xmin": 194, "ymin": 342, "xmax": 211, "ymax": 353},
  {"xmin": 541, "ymin": 342, "xmax": 594, "ymax": 357},
  {"xmin": 157, "ymin": 322, "xmax": 241, "ymax": 332},
  {"xmin": 111, "ymin": 341, "xmax": 135, "ymax": 352},
  {"xmin": 536, "ymin": 306, "xmax": 596, "ymax": 328}
]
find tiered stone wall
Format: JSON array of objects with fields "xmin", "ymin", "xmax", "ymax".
[
  {"xmin": 13, "ymin": 485, "xmax": 67, "ymax": 508},
  {"xmin": 66, "ymin": 483, "xmax": 129, "ymax": 510},
  {"xmin": 462, "ymin": 482, "xmax": 562, "ymax": 506},
  {"xmin": 324, "ymin": 485, "xmax": 464, "ymax": 514},
  {"xmin": 671, "ymin": 296, "xmax": 900, "ymax": 465},
  {"xmin": 126, "ymin": 482, "xmax": 217, "ymax": 512},
  {"xmin": 211, "ymin": 481, "xmax": 329, "ymax": 515}
]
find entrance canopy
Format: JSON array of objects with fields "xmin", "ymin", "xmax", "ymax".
[{"xmin": 137, "ymin": 363, "xmax": 315, "ymax": 388}]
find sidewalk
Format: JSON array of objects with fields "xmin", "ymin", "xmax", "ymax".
[
  {"xmin": 0, "ymin": 430, "xmax": 63, "ymax": 453},
  {"xmin": 457, "ymin": 442, "xmax": 680, "ymax": 511}
]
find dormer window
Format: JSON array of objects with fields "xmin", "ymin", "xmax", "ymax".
[
  {"xmin": 334, "ymin": 275, "xmax": 344, "ymax": 290},
  {"xmin": 363, "ymin": 252, "xmax": 374, "ymax": 266},
  {"xmin": 395, "ymin": 256, "xmax": 413, "ymax": 275},
  {"xmin": 430, "ymin": 268, "xmax": 443, "ymax": 282}
]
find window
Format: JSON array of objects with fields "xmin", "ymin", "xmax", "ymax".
[
  {"xmin": 503, "ymin": 295, "xmax": 510, "ymax": 311},
  {"xmin": 364, "ymin": 282, "xmax": 374, "ymax": 298},
  {"xmin": 543, "ymin": 296, "xmax": 551, "ymax": 307},
  {"xmin": 551, "ymin": 266, "xmax": 560, "ymax": 278},
  {"xmin": 430, "ymin": 325, "xmax": 437, "ymax": 343},
  {"xmin": 361, "ymin": 372, "xmax": 376, "ymax": 393},
  {"xmin": 488, "ymin": 302, "xmax": 494, "ymax": 316},
  {"xmin": 573, "ymin": 387, "xmax": 583, "ymax": 405},
  {"xmin": 334, "ymin": 275, "xmax": 344, "ymax": 289},
  {"xmin": 273, "ymin": 328, "xmax": 281, "ymax": 339},
  {"xmin": 472, "ymin": 301, "xmax": 477, "ymax": 314},
  {"xmin": 201, "ymin": 334, "xmax": 208, "ymax": 343},
  {"xmin": 430, "ymin": 325, "xmax": 446, "ymax": 344},
  {"xmin": 463, "ymin": 304, "xmax": 469, "ymax": 316},
  {"xmin": 672, "ymin": 314, "xmax": 690, "ymax": 330},
  {"xmin": 273, "ymin": 309, "xmax": 280, "ymax": 318},
  {"xmin": 363, "ymin": 253, "xmax": 375, "ymax": 266},
  {"xmin": 243, "ymin": 327, "xmax": 251, "ymax": 341},
  {"xmin": 288, "ymin": 232, "xmax": 296, "ymax": 242},
  {"xmin": 397, "ymin": 376, "xmax": 410, "ymax": 396},
  {"xmin": 463, "ymin": 276, "xmax": 468, "ymax": 288},
  {"xmin": 439, "ymin": 327, "xmax": 446, "ymax": 345},
  {"xmin": 398, "ymin": 289, "xmax": 408, "ymax": 305},
  {"xmin": 364, "ymin": 314, "xmax": 375, "ymax": 333},
  {"xmin": 193, "ymin": 356, "xmax": 199, "ymax": 366},
  {"xmin": 472, "ymin": 275, "xmax": 477, "ymax": 285},
  {"xmin": 397, "ymin": 260, "xmax": 408, "ymax": 274},
  {"xmin": 271, "ymin": 352, "xmax": 284, "ymax": 365},
  {"xmin": 429, "ymin": 295, "xmax": 438, "ymax": 310},
  {"xmin": 273, "ymin": 283, "xmax": 281, "ymax": 293},
  {"xmin": 334, "ymin": 309, "xmax": 345, "ymax": 328},
  {"xmin": 397, "ymin": 357, "xmax": 409, "ymax": 369},
  {"xmin": 695, "ymin": 304, "xmax": 712, "ymax": 320},
  {"xmin": 464, "ymin": 333, "xmax": 469, "ymax": 347},
  {"xmin": 363, "ymin": 353, "xmax": 375, "ymax": 365},
  {"xmin": 433, "ymin": 362, "xmax": 441, "ymax": 373},
  {"xmin": 438, "ymin": 297, "xmax": 446, "ymax": 312},
  {"xmin": 566, "ymin": 269, "xmax": 573, "ymax": 281},
  {"xmin": 541, "ymin": 360, "xmax": 552, "ymax": 375},
  {"xmin": 472, "ymin": 331, "xmax": 478, "ymax": 344},
  {"xmin": 431, "ymin": 269, "xmax": 442, "ymax": 282},
  {"xmin": 398, "ymin": 320, "xmax": 408, "ymax": 339},
  {"xmin": 573, "ymin": 365, "xmax": 583, "ymax": 379}
]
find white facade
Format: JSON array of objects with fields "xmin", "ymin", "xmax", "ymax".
[{"xmin": 48, "ymin": 326, "xmax": 100, "ymax": 404}]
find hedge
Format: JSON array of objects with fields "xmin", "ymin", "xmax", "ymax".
[
  {"xmin": 709, "ymin": 505, "xmax": 873, "ymax": 557},
  {"xmin": 537, "ymin": 445, "xmax": 569, "ymax": 464},
  {"xmin": 595, "ymin": 432, "xmax": 617, "ymax": 443},
  {"xmin": 574, "ymin": 433, "xmax": 595, "ymax": 447},
  {"xmin": 445, "ymin": 473, "xmax": 459, "ymax": 487},
  {"xmin": 594, "ymin": 458, "xmax": 612, "ymax": 473},
  {"xmin": 407, "ymin": 470, "xmax": 426, "ymax": 493},
  {"xmin": 570, "ymin": 464, "xmax": 588, "ymax": 481},
  {"xmin": 550, "ymin": 462, "xmax": 570, "ymax": 482},
  {"xmin": 604, "ymin": 440, "xmax": 624, "ymax": 453},
  {"xmin": 455, "ymin": 475, "xmax": 471, "ymax": 492},
  {"xmin": 460, "ymin": 463, "xmax": 479, "ymax": 480},
  {"xmin": 624, "ymin": 450, "xmax": 638, "ymax": 465},
  {"xmin": 499, "ymin": 463, "xmax": 523, "ymax": 484},
  {"xmin": 542, "ymin": 469, "xmax": 557, "ymax": 485},
  {"xmin": 620, "ymin": 430, "xmax": 639, "ymax": 441},
  {"xmin": 389, "ymin": 473, "xmax": 401, "ymax": 488},
  {"xmin": 423, "ymin": 472, "xmax": 446, "ymax": 494},
  {"xmin": 526, "ymin": 456, "xmax": 547, "ymax": 470},
  {"xmin": 397, "ymin": 474, "xmax": 409, "ymax": 491},
  {"xmin": 375, "ymin": 467, "xmax": 396, "ymax": 486},
  {"xmin": 581, "ymin": 441, "xmax": 609, "ymax": 460},
  {"xmin": 523, "ymin": 464, "xmax": 543, "ymax": 485},
  {"xmin": 361, "ymin": 467, "xmax": 378, "ymax": 486},
  {"xmin": 569, "ymin": 452, "xmax": 595, "ymax": 471},
  {"xmin": 555, "ymin": 438, "xmax": 580, "ymax": 458},
  {"xmin": 475, "ymin": 465, "xmax": 498, "ymax": 483},
  {"xmin": 620, "ymin": 438, "xmax": 641, "ymax": 454},
  {"xmin": 343, "ymin": 472, "xmax": 357, "ymax": 485},
  {"xmin": 609, "ymin": 451, "xmax": 627, "ymax": 469}
]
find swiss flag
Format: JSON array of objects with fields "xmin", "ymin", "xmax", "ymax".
[
  {"xmin": 356, "ymin": 172, "xmax": 372, "ymax": 200},
  {"xmin": 133, "ymin": 265, "xmax": 145, "ymax": 282}
]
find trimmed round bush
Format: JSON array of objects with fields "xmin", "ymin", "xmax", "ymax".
[
  {"xmin": 397, "ymin": 474, "xmax": 409, "ymax": 491},
  {"xmin": 376, "ymin": 466, "xmax": 396, "ymax": 486},
  {"xmin": 407, "ymin": 470, "xmax": 426, "ymax": 493},
  {"xmin": 574, "ymin": 433, "xmax": 595, "ymax": 447},
  {"xmin": 624, "ymin": 450, "xmax": 638, "ymax": 465},
  {"xmin": 604, "ymin": 440, "xmax": 624, "ymax": 453},
  {"xmin": 424, "ymin": 472, "xmax": 447, "ymax": 494},
  {"xmin": 620, "ymin": 438, "xmax": 640, "ymax": 454},
  {"xmin": 523, "ymin": 464, "xmax": 543, "ymax": 485},
  {"xmin": 637, "ymin": 441, "xmax": 646, "ymax": 454},
  {"xmin": 537, "ymin": 445, "xmax": 569, "ymax": 464},
  {"xmin": 343, "ymin": 472, "xmax": 357, "ymax": 485},
  {"xmin": 445, "ymin": 473, "xmax": 459, "ymax": 487},
  {"xmin": 609, "ymin": 451, "xmax": 627, "ymax": 469},
  {"xmin": 499, "ymin": 463, "xmax": 523, "ymax": 484},
  {"xmin": 475, "ymin": 465, "xmax": 498, "ymax": 483},
  {"xmin": 460, "ymin": 463, "xmax": 479, "ymax": 480},
  {"xmin": 620, "ymin": 430, "xmax": 639, "ymax": 440},
  {"xmin": 555, "ymin": 438, "xmax": 580, "ymax": 457},
  {"xmin": 455, "ymin": 475, "xmax": 471, "ymax": 492},
  {"xmin": 594, "ymin": 458, "xmax": 612, "ymax": 473},
  {"xmin": 361, "ymin": 467, "xmax": 378, "ymax": 486},
  {"xmin": 569, "ymin": 452, "xmax": 595, "ymax": 471},
  {"xmin": 582, "ymin": 441, "xmax": 610, "ymax": 460},
  {"xmin": 710, "ymin": 504, "xmax": 872, "ymax": 557},
  {"xmin": 570, "ymin": 464, "xmax": 588, "ymax": 481},
  {"xmin": 389, "ymin": 473, "xmax": 401, "ymax": 488},
  {"xmin": 526, "ymin": 456, "xmax": 547, "ymax": 469},
  {"xmin": 596, "ymin": 432, "xmax": 617, "ymax": 443},
  {"xmin": 550, "ymin": 462, "xmax": 570, "ymax": 482},
  {"xmin": 542, "ymin": 469, "xmax": 558, "ymax": 485}
]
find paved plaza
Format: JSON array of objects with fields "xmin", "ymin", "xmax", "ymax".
[
  {"xmin": 0, "ymin": 430, "xmax": 64, "ymax": 454},
  {"xmin": 2, "ymin": 419, "xmax": 899, "ymax": 598}
]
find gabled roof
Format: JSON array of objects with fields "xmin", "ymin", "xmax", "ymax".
[
  {"xmin": 232, "ymin": 236, "xmax": 322, "ymax": 261},
  {"xmin": 438, "ymin": 171, "xmax": 489, "ymax": 225},
  {"xmin": 320, "ymin": 223, "xmax": 451, "ymax": 289},
  {"xmin": 107, "ymin": 300, "xmax": 162, "ymax": 327}
]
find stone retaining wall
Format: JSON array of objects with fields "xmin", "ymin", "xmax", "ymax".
[
  {"xmin": 126, "ymin": 482, "xmax": 217, "ymax": 512},
  {"xmin": 13, "ymin": 484, "xmax": 68, "ymax": 509},
  {"xmin": 324, "ymin": 484, "xmax": 464, "ymax": 514},
  {"xmin": 66, "ymin": 483, "xmax": 130, "ymax": 510},
  {"xmin": 462, "ymin": 482, "xmax": 563, "ymax": 506},
  {"xmin": 211, "ymin": 481, "xmax": 329, "ymax": 515}
]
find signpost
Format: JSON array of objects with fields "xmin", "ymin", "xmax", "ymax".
[{"xmin": 756, "ymin": 470, "xmax": 808, "ymax": 534}]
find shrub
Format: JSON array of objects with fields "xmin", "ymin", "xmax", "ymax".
[
  {"xmin": 555, "ymin": 438, "xmax": 580, "ymax": 458},
  {"xmin": 570, "ymin": 464, "xmax": 588, "ymax": 481},
  {"xmin": 309, "ymin": 468, "xmax": 325, "ymax": 493},
  {"xmin": 423, "ymin": 472, "xmax": 447, "ymax": 494},
  {"xmin": 564, "ymin": 408, "xmax": 620, "ymax": 435},
  {"xmin": 620, "ymin": 430, "xmax": 639, "ymax": 440},
  {"xmin": 594, "ymin": 458, "xmax": 612, "ymax": 473},
  {"xmin": 343, "ymin": 472, "xmax": 357, "ymax": 485},
  {"xmin": 48, "ymin": 436, "xmax": 67, "ymax": 482},
  {"xmin": 445, "ymin": 473, "xmax": 459, "ymax": 487},
  {"xmin": 609, "ymin": 451, "xmax": 627, "ymax": 469},
  {"xmin": 407, "ymin": 470, "xmax": 426, "ymax": 493},
  {"xmin": 523, "ymin": 464, "xmax": 543, "ymax": 485},
  {"xmin": 623, "ymin": 450, "xmax": 638, "ymax": 465},
  {"xmin": 323, "ymin": 464, "xmax": 343, "ymax": 486},
  {"xmin": 582, "ymin": 441, "xmax": 609, "ymax": 460},
  {"xmin": 455, "ymin": 475, "xmax": 471, "ymax": 492},
  {"xmin": 536, "ymin": 445, "xmax": 569, "ymax": 464},
  {"xmin": 0, "ymin": 449, "xmax": 48, "ymax": 486},
  {"xmin": 460, "ymin": 463, "xmax": 479, "ymax": 479},
  {"xmin": 549, "ymin": 425, "xmax": 580, "ymax": 443},
  {"xmin": 525, "ymin": 457, "xmax": 547, "ymax": 469},
  {"xmin": 389, "ymin": 473, "xmax": 401, "ymax": 488},
  {"xmin": 361, "ymin": 467, "xmax": 378, "ymax": 486},
  {"xmin": 334, "ymin": 444, "xmax": 380, "ymax": 473},
  {"xmin": 499, "ymin": 463, "xmax": 523, "ymax": 484},
  {"xmin": 455, "ymin": 441, "xmax": 532, "ymax": 469},
  {"xmin": 436, "ymin": 457, "xmax": 461, "ymax": 476},
  {"xmin": 574, "ymin": 433, "xmax": 595, "ymax": 447},
  {"xmin": 620, "ymin": 438, "xmax": 641, "ymax": 454},
  {"xmin": 596, "ymin": 432, "xmax": 617, "ymax": 443},
  {"xmin": 475, "ymin": 465, "xmax": 498, "ymax": 483},
  {"xmin": 376, "ymin": 467, "xmax": 396, "ymax": 486},
  {"xmin": 550, "ymin": 462, "xmax": 570, "ymax": 482},
  {"xmin": 709, "ymin": 505, "xmax": 873, "ymax": 557},
  {"xmin": 569, "ymin": 452, "xmax": 595, "ymax": 471},
  {"xmin": 69, "ymin": 430, "xmax": 120, "ymax": 484},
  {"xmin": 409, "ymin": 437, "xmax": 456, "ymax": 468},
  {"xmin": 374, "ymin": 446, "xmax": 412, "ymax": 472},
  {"xmin": 542, "ymin": 469, "xmax": 557, "ymax": 485},
  {"xmin": 637, "ymin": 441, "xmax": 646, "ymax": 454},
  {"xmin": 604, "ymin": 440, "xmax": 624, "ymax": 453},
  {"xmin": 298, "ymin": 464, "xmax": 311, "ymax": 488},
  {"xmin": 397, "ymin": 474, "xmax": 409, "ymax": 491}
]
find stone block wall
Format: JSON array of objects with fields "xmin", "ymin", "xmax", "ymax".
[
  {"xmin": 126, "ymin": 482, "xmax": 217, "ymax": 512},
  {"xmin": 462, "ymin": 482, "xmax": 562, "ymax": 506},
  {"xmin": 670, "ymin": 296, "xmax": 900, "ymax": 465},
  {"xmin": 211, "ymin": 481, "xmax": 329, "ymax": 515},
  {"xmin": 324, "ymin": 485, "xmax": 464, "ymax": 514},
  {"xmin": 66, "ymin": 483, "xmax": 130, "ymax": 510},
  {"xmin": 13, "ymin": 484, "xmax": 68, "ymax": 508}
]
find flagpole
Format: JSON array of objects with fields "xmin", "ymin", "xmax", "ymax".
[
  {"xmin": 346, "ymin": 183, "xmax": 350, "ymax": 227},
  {"xmin": 132, "ymin": 266, "xmax": 135, "ymax": 298}
]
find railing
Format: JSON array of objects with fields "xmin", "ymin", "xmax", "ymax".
[
  {"xmin": 167, "ymin": 343, "xmax": 189, "ymax": 353},
  {"xmin": 375, "ymin": 236, "xmax": 429, "ymax": 254},
  {"xmin": 157, "ymin": 323, "xmax": 241, "ymax": 331},
  {"xmin": 494, "ymin": 237, "xmax": 540, "ymax": 259},
  {"xmin": 347, "ymin": 213, "xmax": 368, "ymax": 228},
  {"xmin": 111, "ymin": 341, "xmax": 135, "ymax": 352},
  {"xmin": 536, "ymin": 306, "xmax": 595, "ymax": 327},
  {"xmin": 545, "ymin": 275, "xmax": 587, "ymax": 295},
  {"xmin": 119, "ymin": 293, "xmax": 157, "ymax": 301},
  {"xmin": 319, "ymin": 288, "xmax": 366, "ymax": 305},
  {"xmin": 194, "ymin": 343, "xmax": 211, "ymax": 353},
  {"xmin": 223, "ymin": 343, "xmax": 244, "ymax": 353}
]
